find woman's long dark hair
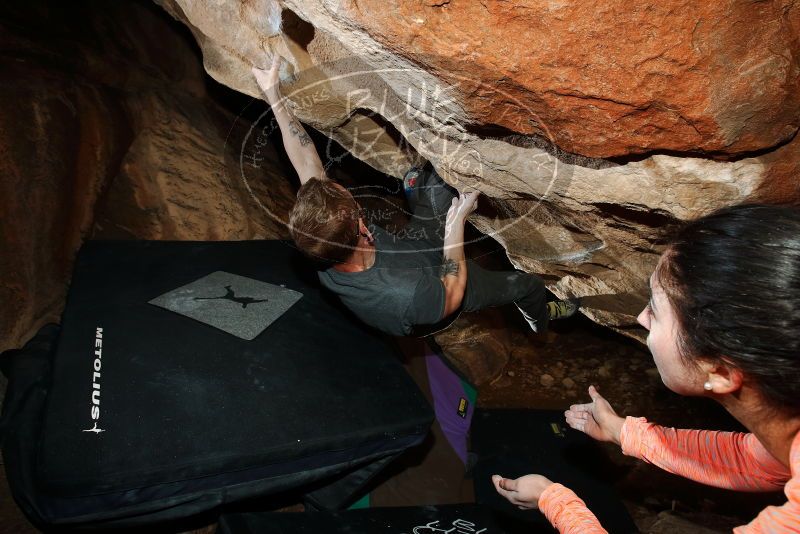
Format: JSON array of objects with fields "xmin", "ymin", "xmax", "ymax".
[{"xmin": 657, "ymin": 204, "xmax": 800, "ymax": 411}]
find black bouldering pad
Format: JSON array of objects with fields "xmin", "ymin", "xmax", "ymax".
[
  {"xmin": 148, "ymin": 270, "xmax": 303, "ymax": 340},
  {"xmin": 1, "ymin": 240, "xmax": 433, "ymax": 528},
  {"xmin": 218, "ymin": 503, "xmax": 535, "ymax": 534}
]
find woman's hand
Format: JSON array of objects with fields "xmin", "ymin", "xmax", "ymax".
[
  {"xmin": 565, "ymin": 385, "xmax": 625, "ymax": 446},
  {"xmin": 492, "ymin": 474, "xmax": 554, "ymax": 510},
  {"xmin": 251, "ymin": 54, "xmax": 282, "ymax": 104}
]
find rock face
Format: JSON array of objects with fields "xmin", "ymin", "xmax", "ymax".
[
  {"xmin": 432, "ymin": 308, "xmax": 515, "ymax": 385},
  {"xmin": 1, "ymin": 0, "xmax": 798, "ymax": 352},
  {"xmin": 158, "ymin": 0, "xmax": 800, "ymax": 341},
  {"xmin": 326, "ymin": 0, "xmax": 800, "ymax": 159},
  {"xmin": 159, "ymin": 0, "xmax": 800, "ymax": 158},
  {"xmin": 0, "ymin": 1, "xmax": 292, "ymax": 353},
  {"xmin": 92, "ymin": 90, "xmax": 294, "ymax": 241}
]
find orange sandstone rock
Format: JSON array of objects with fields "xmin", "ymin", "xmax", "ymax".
[{"xmin": 341, "ymin": 0, "xmax": 799, "ymax": 158}]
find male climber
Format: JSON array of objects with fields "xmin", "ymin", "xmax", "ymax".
[{"xmin": 252, "ymin": 55, "xmax": 578, "ymax": 336}]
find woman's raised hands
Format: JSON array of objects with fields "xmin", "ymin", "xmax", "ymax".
[
  {"xmin": 491, "ymin": 474, "xmax": 554, "ymax": 510},
  {"xmin": 564, "ymin": 385, "xmax": 625, "ymax": 446}
]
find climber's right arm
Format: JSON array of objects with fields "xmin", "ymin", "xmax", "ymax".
[
  {"xmin": 440, "ymin": 190, "xmax": 479, "ymax": 317},
  {"xmin": 252, "ymin": 56, "xmax": 326, "ymax": 185}
]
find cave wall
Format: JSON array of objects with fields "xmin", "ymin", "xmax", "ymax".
[
  {"xmin": 156, "ymin": 0, "xmax": 800, "ymax": 340},
  {"xmin": 0, "ymin": 1, "xmax": 293, "ymax": 353},
  {"xmin": 1, "ymin": 0, "xmax": 798, "ymax": 354}
]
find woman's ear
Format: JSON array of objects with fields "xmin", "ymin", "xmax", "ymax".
[{"xmin": 700, "ymin": 359, "xmax": 744, "ymax": 394}]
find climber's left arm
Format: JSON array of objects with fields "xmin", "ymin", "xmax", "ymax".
[{"xmin": 252, "ymin": 55, "xmax": 326, "ymax": 185}]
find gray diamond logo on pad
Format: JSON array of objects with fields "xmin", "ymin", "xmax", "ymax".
[{"xmin": 149, "ymin": 271, "xmax": 303, "ymax": 340}]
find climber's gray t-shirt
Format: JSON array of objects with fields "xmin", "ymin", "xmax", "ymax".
[{"xmin": 317, "ymin": 226, "xmax": 446, "ymax": 336}]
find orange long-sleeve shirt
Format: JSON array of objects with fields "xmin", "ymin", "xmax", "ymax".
[{"xmin": 538, "ymin": 417, "xmax": 797, "ymax": 533}]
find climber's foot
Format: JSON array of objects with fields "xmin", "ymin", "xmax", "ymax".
[{"xmin": 547, "ymin": 298, "xmax": 581, "ymax": 321}]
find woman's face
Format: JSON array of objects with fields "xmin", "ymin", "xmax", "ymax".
[{"xmin": 637, "ymin": 268, "xmax": 705, "ymax": 395}]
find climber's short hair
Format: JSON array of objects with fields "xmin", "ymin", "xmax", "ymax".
[{"xmin": 289, "ymin": 178, "xmax": 360, "ymax": 264}]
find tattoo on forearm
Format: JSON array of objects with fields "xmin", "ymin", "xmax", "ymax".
[
  {"xmin": 289, "ymin": 119, "xmax": 313, "ymax": 146},
  {"xmin": 440, "ymin": 258, "xmax": 460, "ymax": 278}
]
